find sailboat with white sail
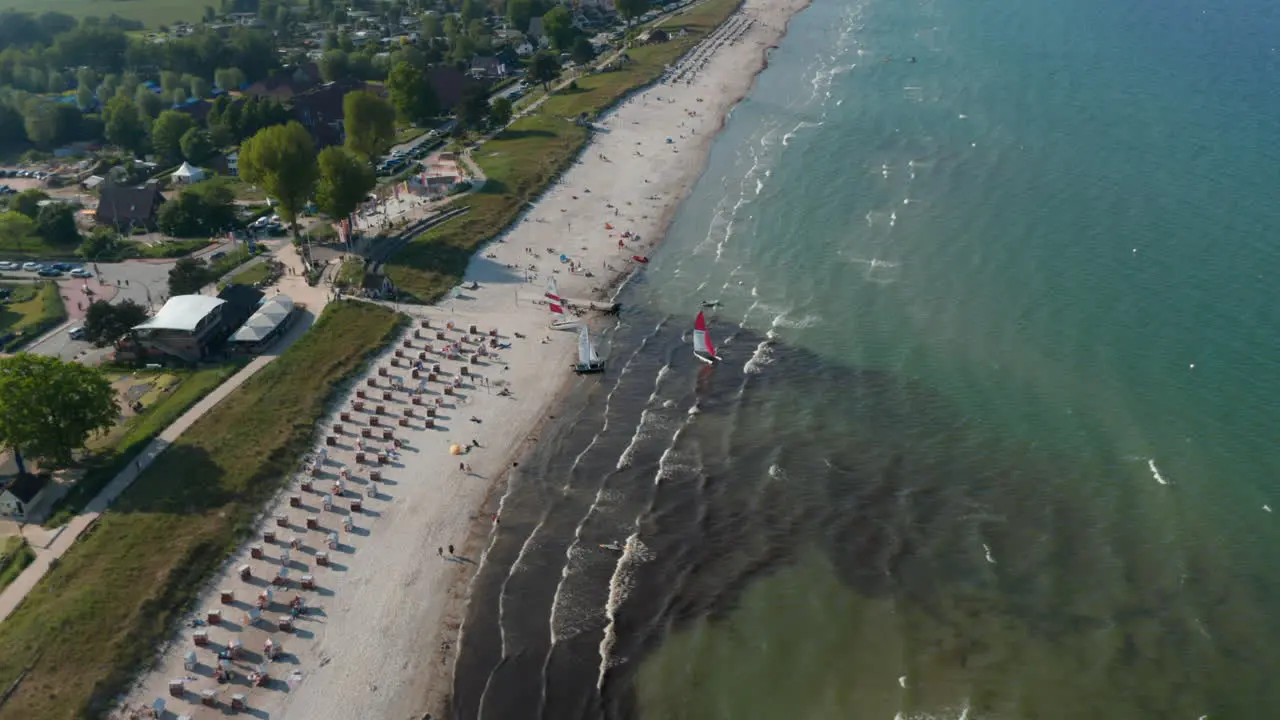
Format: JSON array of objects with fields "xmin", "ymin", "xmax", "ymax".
[
  {"xmin": 573, "ymin": 326, "xmax": 605, "ymax": 374},
  {"xmin": 546, "ymin": 278, "xmax": 579, "ymax": 329},
  {"xmin": 692, "ymin": 311, "xmax": 719, "ymax": 364}
]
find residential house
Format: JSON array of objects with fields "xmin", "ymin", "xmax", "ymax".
[
  {"xmin": 469, "ymin": 56, "xmax": 508, "ymax": 79},
  {"xmin": 95, "ymin": 183, "xmax": 165, "ymax": 230},
  {"xmin": 291, "ymin": 78, "xmax": 375, "ymax": 147},
  {"xmin": 228, "ymin": 12, "xmax": 262, "ymax": 27},
  {"xmin": 243, "ymin": 63, "xmax": 322, "ymax": 102},
  {"xmin": 0, "ymin": 451, "xmax": 49, "ymax": 522},
  {"xmin": 425, "ymin": 67, "xmax": 487, "ymax": 113},
  {"xmin": 527, "ymin": 18, "xmax": 548, "ymax": 46}
]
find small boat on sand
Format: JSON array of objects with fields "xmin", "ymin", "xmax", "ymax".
[
  {"xmin": 631, "ymin": 255, "xmax": 649, "ymax": 264},
  {"xmin": 572, "ymin": 327, "xmax": 605, "ymax": 374}
]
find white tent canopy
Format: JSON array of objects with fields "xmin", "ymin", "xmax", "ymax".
[
  {"xmin": 231, "ymin": 295, "xmax": 294, "ymax": 344},
  {"xmin": 172, "ymin": 162, "xmax": 206, "ymax": 183}
]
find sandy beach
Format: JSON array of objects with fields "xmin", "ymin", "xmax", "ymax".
[{"xmin": 118, "ymin": 0, "xmax": 808, "ymax": 717}]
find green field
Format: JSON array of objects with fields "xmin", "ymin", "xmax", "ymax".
[
  {"xmin": 0, "ymin": 301, "xmax": 403, "ymax": 720},
  {"xmin": 43, "ymin": 364, "xmax": 242, "ymax": 528},
  {"xmin": 383, "ymin": 0, "xmax": 742, "ymax": 302},
  {"xmin": 1, "ymin": 0, "xmax": 206, "ymax": 27},
  {"xmin": 0, "ymin": 281, "xmax": 67, "ymax": 351},
  {"xmin": 216, "ymin": 259, "xmax": 272, "ymax": 291}
]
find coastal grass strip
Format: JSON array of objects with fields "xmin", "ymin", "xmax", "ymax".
[
  {"xmin": 0, "ymin": 301, "xmax": 403, "ymax": 720},
  {"xmin": 42, "ymin": 364, "xmax": 245, "ymax": 529},
  {"xmin": 384, "ymin": 0, "xmax": 743, "ymax": 302}
]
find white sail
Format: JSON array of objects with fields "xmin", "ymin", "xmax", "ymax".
[
  {"xmin": 692, "ymin": 329, "xmax": 710, "ymax": 355},
  {"xmin": 578, "ymin": 327, "xmax": 592, "ymax": 365},
  {"xmin": 588, "ymin": 340, "xmax": 601, "ymax": 365}
]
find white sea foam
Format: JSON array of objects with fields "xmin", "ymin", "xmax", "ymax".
[
  {"xmin": 744, "ymin": 340, "xmax": 775, "ymax": 374},
  {"xmin": 1147, "ymin": 458, "xmax": 1169, "ymax": 485}
]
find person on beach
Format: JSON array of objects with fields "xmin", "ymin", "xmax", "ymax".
[
  {"xmin": 448, "ymin": 544, "xmax": 455, "ymax": 555},
  {"xmin": 438, "ymin": 547, "xmax": 443, "ymax": 556}
]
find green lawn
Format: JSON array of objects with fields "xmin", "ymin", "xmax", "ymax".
[
  {"xmin": 207, "ymin": 243, "xmax": 260, "ymax": 278},
  {"xmin": 0, "ymin": 233, "xmax": 78, "ymax": 259},
  {"xmin": 0, "ymin": 301, "xmax": 403, "ymax": 720},
  {"xmin": 43, "ymin": 364, "xmax": 243, "ymax": 529},
  {"xmin": 335, "ymin": 256, "xmax": 366, "ymax": 290},
  {"xmin": 0, "ymin": 537, "xmax": 35, "ymax": 594},
  {"xmin": 1, "ymin": 0, "xmax": 207, "ymax": 27},
  {"xmin": 0, "ymin": 281, "xmax": 67, "ymax": 351},
  {"xmin": 133, "ymin": 238, "xmax": 211, "ymax": 259},
  {"xmin": 383, "ymin": 0, "xmax": 742, "ymax": 302},
  {"xmin": 217, "ymin": 260, "xmax": 273, "ymax": 291}
]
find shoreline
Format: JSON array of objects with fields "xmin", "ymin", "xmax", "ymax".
[
  {"xmin": 118, "ymin": 1, "xmax": 810, "ymax": 718},
  {"xmin": 434, "ymin": 0, "xmax": 812, "ymax": 715}
]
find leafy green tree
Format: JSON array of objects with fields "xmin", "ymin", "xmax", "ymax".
[
  {"xmin": 385, "ymin": 62, "xmax": 439, "ymax": 124},
  {"xmin": 421, "ymin": 13, "xmax": 442, "ymax": 39},
  {"xmin": 456, "ymin": 84, "xmax": 490, "ymax": 130},
  {"xmin": 0, "ymin": 354, "xmax": 118, "ymax": 466},
  {"xmin": 214, "ymin": 67, "xmax": 246, "ymax": 92},
  {"xmin": 237, "ymin": 121, "xmax": 319, "ymax": 233},
  {"xmin": 180, "ymin": 127, "xmax": 216, "ymax": 164},
  {"xmin": 318, "ymin": 49, "xmax": 350, "ymax": 82},
  {"xmin": 134, "ymin": 85, "xmax": 163, "ymax": 119},
  {"xmin": 160, "ymin": 70, "xmax": 183, "ymax": 95},
  {"xmin": 507, "ymin": 0, "xmax": 534, "ymax": 33},
  {"xmin": 151, "ymin": 110, "xmax": 197, "ymax": 163},
  {"xmin": 443, "ymin": 15, "xmax": 460, "ymax": 42},
  {"xmin": 529, "ymin": 50, "xmax": 561, "ymax": 90},
  {"xmin": 342, "ymin": 89, "xmax": 396, "ymax": 159},
  {"xmin": 79, "ymin": 227, "xmax": 125, "ymax": 261},
  {"xmin": 490, "ymin": 96, "xmax": 513, "ymax": 127},
  {"xmin": 541, "ymin": 6, "xmax": 576, "ymax": 51},
  {"xmin": 12, "ymin": 189, "xmax": 48, "ymax": 219},
  {"xmin": 189, "ymin": 75, "xmax": 212, "ymax": 99},
  {"xmin": 76, "ymin": 84, "xmax": 96, "ymax": 110},
  {"xmin": 167, "ymin": 256, "xmax": 214, "ymax": 295},
  {"xmin": 35, "ymin": 203, "xmax": 80, "ymax": 246},
  {"xmin": 0, "ymin": 212, "xmax": 37, "ymax": 252},
  {"xmin": 159, "ymin": 179, "xmax": 237, "ymax": 237},
  {"xmin": 22, "ymin": 102, "xmax": 59, "ymax": 149},
  {"xmin": 104, "ymin": 95, "xmax": 148, "ymax": 155},
  {"xmin": 316, "ymin": 146, "xmax": 375, "ymax": 220},
  {"xmin": 460, "ymin": 0, "xmax": 483, "ymax": 24},
  {"xmin": 83, "ymin": 299, "xmax": 149, "ymax": 346},
  {"xmin": 571, "ymin": 35, "xmax": 596, "ymax": 66},
  {"xmin": 615, "ymin": 0, "xmax": 649, "ymax": 26}
]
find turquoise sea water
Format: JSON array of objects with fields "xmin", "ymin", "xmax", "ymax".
[
  {"xmin": 627, "ymin": 0, "xmax": 1280, "ymax": 716},
  {"xmin": 449, "ymin": 0, "xmax": 1280, "ymax": 717}
]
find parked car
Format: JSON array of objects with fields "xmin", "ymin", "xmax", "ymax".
[
  {"xmin": 0, "ymin": 261, "xmax": 16, "ymax": 270},
  {"xmin": 37, "ymin": 267, "xmax": 63, "ymax": 277},
  {"xmin": 210, "ymin": 251, "xmax": 227, "ymax": 260},
  {"xmin": 22, "ymin": 261, "xmax": 41, "ymax": 271},
  {"xmin": 50, "ymin": 262, "xmax": 73, "ymax": 271},
  {"xmin": 68, "ymin": 326, "xmax": 86, "ymax": 341},
  {"xmin": 70, "ymin": 268, "xmax": 93, "ymax": 278}
]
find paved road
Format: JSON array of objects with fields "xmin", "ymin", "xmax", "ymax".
[{"xmin": 6, "ymin": 237, "xmax": 247, "ymax": 361}]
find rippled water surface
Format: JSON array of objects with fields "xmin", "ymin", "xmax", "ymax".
[{"xmin": 451, "ymin": 0, "xmax": 1280, "ymax": 717}]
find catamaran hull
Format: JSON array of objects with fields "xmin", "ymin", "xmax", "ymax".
[
  {"xmin": 693, "ymin": 352, "xmax": 717, "ymax": 365},
  {"xmin": 573, "ymin": 364, "xmax": 606, "ymax": 375}
]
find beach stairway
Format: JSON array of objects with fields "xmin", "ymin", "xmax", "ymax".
[{"xmin": 367, "ymin": 206, "xmax": 472, "ymax": 272}]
